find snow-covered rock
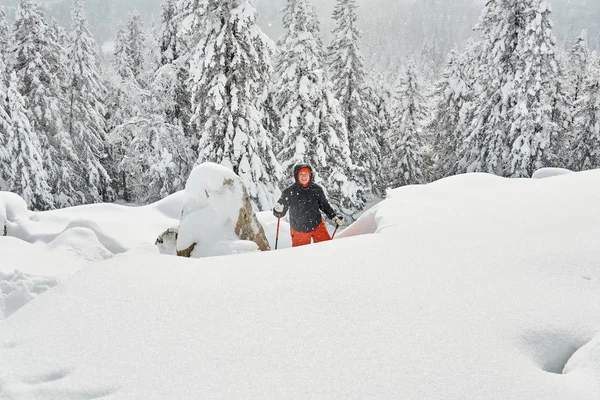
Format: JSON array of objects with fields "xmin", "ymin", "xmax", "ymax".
[
  {"xmin": 176, "ymin": 163, "xmax": 270, "ymax": 258},
  {"xmin": 156, "ymin": 227, "xmax": 179, "ymax": 255},
  {"xmin": 532, "ymin": 167, "xmax": 573, "ymax": 179},
  {"xmin": 0, "ymin": 191, "xmax": 30, "ymax": 236}
]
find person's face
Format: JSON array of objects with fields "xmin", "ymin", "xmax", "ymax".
[{"xmin": 298, "ymin": 171, "xmax": 310, "ymax": 186}]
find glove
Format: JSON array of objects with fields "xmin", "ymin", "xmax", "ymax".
[
  {"xmin": 332, "ymin": 215, "xmax": 344, "ymax": 227},
  {"xmin": 273, "ymin": 203, "xmax": 284, "ymax": 217}
]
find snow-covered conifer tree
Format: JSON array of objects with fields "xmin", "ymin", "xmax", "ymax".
[
  {"xmin": 105, "ymin": 22, "xmax": 144, "ymax": 200},
  {"xmin": 429, "ymin": 49, "xmax": 473, "ymax": 180},
  {"xmin": 371, "ymin": 73, "xmax": 396, "ymax": 181},
  {"xmin": 262, "ymin": 88, "xmax": 280, "ymax": 155},
  {"xmin": 507, "ymin": 0, "xmax": 566, "ymax": 177},
  {"xmin": 156, "ymin": 0, "xmax": 191, "ymax": 137},
  {"xmin": 189, "ymin": 0, "xmax": 281, "ymax": 210},
  {"xmin": 0, "ymin": 7, "xmax": 9, "ymax": 71},
  {"xmin": 569, "ymin": 30, "xmax": 590, "ymax": 104},
  {"xmin": 570, "ymin": 66, "xmax": 600, "ymax": 171},
  {"xmin": 5, "ymin": 72, "xmax": 54, "ymax": 210},
  {"xmin": 328, "ymin": 0, "xmax": 381, "ymax": 197},
  {"xmin": 126, "ymin": 12, "xmax": 147, "ymax": 84},
  {"xmin": 12, "ymin": 0, "xmax": 71, "ymax": 206},
  {"xmin": 113, "ymin": 23, "xmax": 134, "ymax": 83},
  {"xmin": 160, "ymin": 0, "xmax": 179, "ymax": 66},
  {"xmin": 276, "ymin": 0, "xmax": 362, "ymax": 217},
  {"xmin": 459, "ymin": 0, "xmax": 566, "ymax": 177},
  {"xmin": 66, "ymin": 0, "xmax": 111, "ymax": 204},
  {"xmin": 387, "ymin": 64, "xmax": 428, "ymax": 188},
  {"xmin": 0, "ymin": 58, "xmax": 10, "ymax": 190},
  {"xmin": 109, "ymin": 112, "xmax": 194, "ymax": 203}
]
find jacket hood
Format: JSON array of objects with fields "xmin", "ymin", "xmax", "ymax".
[{"xmin": 293, "ymin": 164, "xmax": 313, "ymax": 185}]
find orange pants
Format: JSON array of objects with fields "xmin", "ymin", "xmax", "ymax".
[{"xmin": 290, "ymin": 221, "xmax": 331, "ymax": 247}]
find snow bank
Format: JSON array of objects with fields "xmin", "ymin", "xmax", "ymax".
[
  {"xmin": 0, "ymin": 191, "xmax": 182, "ymax": 254},
  {"xmin": 0, "ymin": 270, "xmax": 57, "ymax": 320},
  {"xmin": 177, "ymin": 163, "xmax": 268, "ymax": 257},
  {"xmin": 1, "ymin": 170, "xmax": 600, "ymax": 399},
  {"xmin": 0, "ymin": 236, "xmax": 83, "ymax": 321},
  {"xmin": 150, "ymin": 190, "xmax": 184, "ymax": 220},
  {"xmin": 0, "ymin": 237, "xmax": 83, "ymax": 278},
  {"xmin": 0, "ymin": 190, "xmax": 183, "ymax": 319},
  {"xmin": 564, "ymin": 334, "xmax": 600, "ymax": 390},
  {"xmin": 532, "ymin": 167, "xmax": 574, "ymax": 179}
]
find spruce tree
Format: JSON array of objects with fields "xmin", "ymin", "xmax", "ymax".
[
  {"xmin": 387, "ymin": 64, "xmax": 428, "ymax": 188},
  {"xmin": 189, "ymin": 0, "xmax": 281, "ymax": 210},
  {"xmin": 430, "ymin": 49, "xmax": 473, "ymax": 180},
  {"xmin": 6, "ymin": 72, "xmax": 54, "ymax": 210},
  {"xmin": 371, "ymin": 73, "xmax": 396, "ymax": 190},
  {"xmin": 459, "ymin": 0, "xmax": 566, "ymax": 177},
  {"xmin": 507, "ymin": 0, "xmax": 566, "ymax": 177},
  {"xmin": 160, "ymin": 0, "xmax": 179, "ymax": 66},
  {"xmin": 126, "ymin": 12, "xmax": 147, "ymax": 84},
  {"xmin": 571, "ymin": 66, "xmax": 600, "ymax": 171},
  {"xmin": 276, "ymin": 0, "xmax": 362, "ymax": 217},
  {"xmin": 109, "ymin": 112, "xmax": 193, "ymax": 203},
  {"xmin": 0, "ymin": 7, "xmax": 9, "ymax": 71},
  {"xmin": 105, "ymin": 22, "xmax": 142, "ymax": 201},
  {"xmin": 112, "ymin": 23, "xmax": 135, "ymax": 83},
  {"xmin": 12, "ymin": 0, "xmax": 71, "ymax": 207},
  {"xmin": 0, "ymin": 58, "xmax": 10, "ymax": 190},
  {"xmin": 66, "ymin": 0, "xmax": 111, "ymax": 204},
  {"xmin": 569, "ymin": 30, "xmax": 590, "ymax": 104},
  {"xmin": 156, "ymin": 0, "xmax": 191, "ymax": 137},
  {"xmin": 328, "ymin": 0, "xmax": 381, "ymax": 197}
]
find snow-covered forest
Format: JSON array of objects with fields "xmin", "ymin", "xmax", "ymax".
[{"xmin": 0, "ymin": 0, "xmax": 599, "ymax": 217}]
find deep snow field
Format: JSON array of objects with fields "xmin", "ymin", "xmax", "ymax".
[{"xmin": 1, "ymin": 168, "xmax": 599, "ymax": 400}]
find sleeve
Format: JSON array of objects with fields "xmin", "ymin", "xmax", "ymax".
[
  {"xmin": 274, "ymin": 188, "xmax": 291, "ymax": 217},
  {"xmin": 318, "ymin": 187, "xmax": 337, "ymax": 220}
]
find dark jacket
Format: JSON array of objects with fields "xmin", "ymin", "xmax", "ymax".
[{"xmin": 275, "ymin": 165, "xmax": 336, "ymax": 232}]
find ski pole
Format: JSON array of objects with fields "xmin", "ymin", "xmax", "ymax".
[
  {"xmin": 275, "ymin": 215, "xmax": 281, "ymax": 250},
  {"xmin": 331, "ymin": 225, "xmax": 339, "ymax": 239}
]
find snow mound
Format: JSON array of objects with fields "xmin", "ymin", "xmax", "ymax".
[
  {"xmin": 148, "ymin": 190, "xmax": 184, "ymax": 220},
  {"xmin": 59, "ymin": 219, "xmax": 128, "ymax": 255},
  {"xmin": 0, "ymin": 191, "xmax": 30, "ymax": 236},
  {"xmin": 0, "ymin": 191, "xmax": 30, "ymax": 220},
  {"xmin": 0, "ymin": 236, "xmax": 83, "ymax": 278},
  {"xmin": 0, "ymin": 192, "xmax": 181, "ymax": 255},
  {"xmin": 564, "ymin": 334, "xmax": 600, "ymax": 382},
  {"xmin": 337, "ymin": 202, "xmax": 381, "ymax": 238},
  {"xmin": 47, "ymin": 227, "xmax": 113, "ymax": 262},
  {"xmin": 532, "ymin": 167, "xmax": 574, "ymax": 179},
  {"xmin": 177, "ymin": 163, "xmax": 269, "ymax": 258},
  {"xmin": 0, "ymin": 270, "xmax": 58, "ymax": 320}
]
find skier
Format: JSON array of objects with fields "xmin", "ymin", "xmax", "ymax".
[{"xmin": 273, "ymin": 164, "xmax": 344, "ymax": 247}]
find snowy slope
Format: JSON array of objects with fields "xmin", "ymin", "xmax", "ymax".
[{"xmin": 1, "ymin": 170, "xmax": 600, "ymax": 399}]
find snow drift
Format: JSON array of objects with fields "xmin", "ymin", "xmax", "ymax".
[{"xmin": 0, "ymin": 170, "xmax": 599, "ymax": 400}]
